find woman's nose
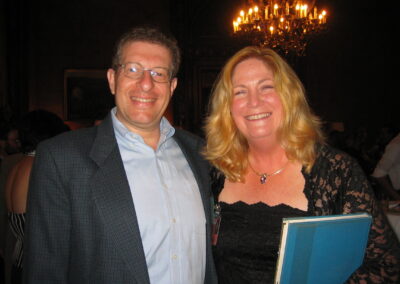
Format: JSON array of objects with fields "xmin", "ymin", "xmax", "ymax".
[{"xmin": 247, "ymin": 91, "xmax": 261, "ymax": 107}]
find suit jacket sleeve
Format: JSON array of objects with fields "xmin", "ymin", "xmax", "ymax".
[{"xmin": 24, "ymin": 141, "xmax": 70, "ymax": 283}]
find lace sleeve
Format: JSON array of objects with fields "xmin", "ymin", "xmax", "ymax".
[{"xmin": 340, "ymin": 156, "xmax": 400, "ymax": 283}]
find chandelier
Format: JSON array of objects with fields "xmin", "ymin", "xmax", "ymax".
[{"xmin": 232, "ymin": 0, "xmax": 328, "ymax": 56}]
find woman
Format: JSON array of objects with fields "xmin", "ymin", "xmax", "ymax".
[
  {"xmin": 5, "ymin": 110, "xmax": 69, "ymax": 284},
  {"xmin": 204, "ymin": 46, "xmax": 400, "ymax": 283}
]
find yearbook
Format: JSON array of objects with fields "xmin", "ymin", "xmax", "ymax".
[{"xmin": 274, "ymin": 213, "xmax": 372, "ymax": 284}]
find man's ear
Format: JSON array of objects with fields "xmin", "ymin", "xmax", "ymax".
[
  {"xmin": 107, "ymin": 68, "xmax": 116, "ymax": 95},
  {"xmin": 170, "ymin": 77, "xmax": 177, "ymax": 97}
]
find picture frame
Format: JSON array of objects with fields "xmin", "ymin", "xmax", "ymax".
[{"xmin": 64, "ymin": 69, "xmax": 115, "ymax": 121}]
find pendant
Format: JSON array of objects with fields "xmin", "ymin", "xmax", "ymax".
[{"xmin": 260, "ymin": 173, "xmax": 267, "ymax": 184}]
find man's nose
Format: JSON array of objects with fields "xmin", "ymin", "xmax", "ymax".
[{"xmin": 138, "ymin": 70, "xmax": 154, "ymax": 91}]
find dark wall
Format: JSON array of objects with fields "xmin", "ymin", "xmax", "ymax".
[
  {"xmin": 2, "ymin": 0, "xmax": 171, "ymax": 121},
  {"xmin": 1, "ymin": 0, "xmax": 395, "ymax": 134},
  {"xmin": 303, "ymin": 0, "xmax": 394, "ymax": 132},
  {"xmin": 0, "ymin": 0, "xmax": 6, "ymax": 107}
]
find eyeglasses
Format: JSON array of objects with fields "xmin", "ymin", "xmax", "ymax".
[{"xmin": 117, "ymin": 62, "xmax": 171, "ymax": 83}]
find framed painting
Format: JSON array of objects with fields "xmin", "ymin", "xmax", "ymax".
[{"xmin": 64, "ymin": 69, "xmax": 115, "ymax": 121}]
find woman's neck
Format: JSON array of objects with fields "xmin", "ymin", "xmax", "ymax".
[{"xmin": 248, "ymin": 141, "xmax": 288, "ymax": 170}]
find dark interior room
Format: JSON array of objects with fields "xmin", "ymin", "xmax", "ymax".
[
  {"xmin": 0, "ymin": 0, "xmax": 394, "ymax": 137},
  {"xmin": 1, "ymin": 1, "xmax": 399, "ymax": 284}
]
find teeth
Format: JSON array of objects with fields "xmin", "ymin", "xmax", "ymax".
[
  {"xmin": 131, "ymin": 97, "xmax": 155, "ymax": 103},
  {"xmin": 246, "ymin": 112, "xmax": 271, "ymax": 120}
]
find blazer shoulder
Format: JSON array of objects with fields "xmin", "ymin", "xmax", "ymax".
[
  {"xmin": 37, "ymin": 126, "xmax": 98, "ymax": 154},
  {"xmin": 173, "ymin": 128, "xmax": 210, "ymax": 174},
  {"xmin": 173, "ymin": 128, "xmax": 204, "ymax": 149}
]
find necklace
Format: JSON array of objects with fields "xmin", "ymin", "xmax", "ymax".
[{"xmin": 247, "ymin": 158, "xmax": 288, "ymax": 184}]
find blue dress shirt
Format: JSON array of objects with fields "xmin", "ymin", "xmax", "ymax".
[{"xmin": 111, "ymin": 108, "xmax": 206, "ymax": 284}]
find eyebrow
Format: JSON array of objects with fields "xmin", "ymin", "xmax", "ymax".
[
  {"xmin": 232, "ymin": 78, "xmax": 274, "ymax": 88},
  {"xmin": 123, "ymin": 62, "xmax": 170, "ymax": 70}
]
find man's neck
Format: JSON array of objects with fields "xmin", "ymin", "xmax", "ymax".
[{"xmin": 127, "ymin": 125, "xmax": 161, "ymax": 150}]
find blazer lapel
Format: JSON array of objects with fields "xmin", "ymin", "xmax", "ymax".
[
  {"xmin": 89, "ymin": 115, "xmax": 150, "ymax": 284},
  {"xmin": 173, "ymin": 131, "xmax": 211, "ymax": 219}
]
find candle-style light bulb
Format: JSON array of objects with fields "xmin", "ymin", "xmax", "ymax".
[
  {"xmin": 240, "ymin": 10, "xmax": 248, "ymax": 23},
  {"xmin": 240, "ymin": 10, "xmax": 245, "ymax": 18},
  {"xmin": 250, "ymin": 8, "xmax": 255, "ymax": 22},
  {"xmin": 254, "ymin": 6, "xmax": 259, "ymax": 20},
  {"xmin": 279, "ymin": 17, "xmax": 284, "ymax": 28},
  {"xmin": 274, "ymin": 4, "xmax": 278, "ymax": 16},
  {"xmin": 322, "ymin": 10, "xmax": 327, "ymax": 23},
  {"xmin": 233, "ymin": 21, "xmax": 235, "ymax": 32}
]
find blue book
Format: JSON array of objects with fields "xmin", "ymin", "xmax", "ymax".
[{"xmin": 274, "ymin": 213, "xmax": 372, "ymax": 284}]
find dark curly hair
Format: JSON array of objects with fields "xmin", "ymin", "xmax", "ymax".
[
  {"xmin": 18, "ymin": 110, "xmax": 70, "ymax": 154},
  {"xmin": 111, "ymin": 25, "xmax": 181, "ymax": 78}
]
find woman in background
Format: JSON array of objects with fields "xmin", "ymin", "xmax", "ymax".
[
  {"xmin": 204, "ymin": 46, "xmax": 400, "ymax": 283},
  {"xmin": 5, "ymin": 110, "xmax": 69, "ymax": 284}
]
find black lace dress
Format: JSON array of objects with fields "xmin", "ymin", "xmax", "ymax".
[
  {"xmin": 213, "ymin": 202, "xmax": 307, "ymax": 284},
  {"xmin": 211, "ymin": 144, "xmax": 400, "ymax": 284}
]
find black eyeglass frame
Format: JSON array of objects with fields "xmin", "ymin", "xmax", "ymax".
[{"xmin": 115, "ymin": 62, "xmax": 172, "ymax": 83}]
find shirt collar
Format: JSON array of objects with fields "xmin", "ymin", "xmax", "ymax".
[{"xmin": 111, "ymin": 107, "xmax": 175, "ymax": 147}]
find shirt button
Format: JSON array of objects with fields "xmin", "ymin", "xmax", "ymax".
[
  {"xmin": 172, "ymin": 218, "xmax": 176, "ymax": 223},
  {"xmin": 172, "ymin": 254, "xmax": 178, "ymax": 260}
]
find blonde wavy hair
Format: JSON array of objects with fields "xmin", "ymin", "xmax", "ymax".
[{"xmin": 203, "ymin": 46, "xmax": 324, "ymax": 182}]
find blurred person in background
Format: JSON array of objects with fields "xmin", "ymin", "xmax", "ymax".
[{"xmin": 5, "ymin": 110, "xmax": 69, "ymax": 284}]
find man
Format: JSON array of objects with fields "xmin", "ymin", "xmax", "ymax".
[
  {"xmin": 372, "ymin": 132, "xmax": 400, "ymax": 200},
  {"xmin": 24, "ymin": 26, "xmax": 217, "ymax": 283}
]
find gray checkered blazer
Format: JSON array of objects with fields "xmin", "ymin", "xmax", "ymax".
[{"xmin": 23, "ymin": 114, "xmax": 217, "ymax": 284}]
